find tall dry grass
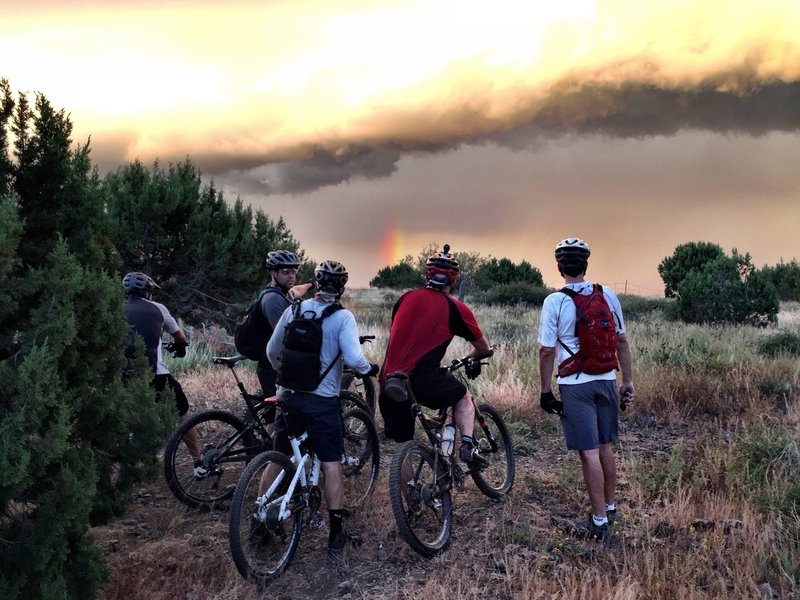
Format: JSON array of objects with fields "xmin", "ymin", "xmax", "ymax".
[{"xmin": 94, "ymin": 290, "xmax": 800, "ymax": 600}]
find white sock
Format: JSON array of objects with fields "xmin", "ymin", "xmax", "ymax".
[
  {"xmin": 592, "ymin": 515, "xmax": 608, "ymax": 526},
  {"xmin": 605, "ymin": 503, "xmax": 616, "ymax": 512}
]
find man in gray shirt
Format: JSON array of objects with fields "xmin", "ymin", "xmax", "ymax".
[{"xmin": 268, "ymin": 260, "xmax": 378, "ymax": 555}]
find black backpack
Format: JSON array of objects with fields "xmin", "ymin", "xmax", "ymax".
[
  {"xmin": 234, "ymin": 287, "xmax": 284, "ymax": 361},
  {"xmin": 276, "ymin": 300, "xmax": 342, "ymax": 392}
]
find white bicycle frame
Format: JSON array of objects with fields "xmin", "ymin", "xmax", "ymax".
[
  {"xmin": 253, "ymin": 424, "xmax": 362, "ymax": 523},
  {"xmin": 254, "ymin": 432, "xmax": 321, "ymax": 523}
]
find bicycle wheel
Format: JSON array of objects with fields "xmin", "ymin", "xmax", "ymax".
[
  {"xmin": 388, "ymin": 440, "xmax": 452, "ymax": 558},
  {"xmin": 163, "ymin": 410, "xmax": 263, "ymax": 509},
  {"xmin": 470, "ymin": 403, "xmax": 515, "ymax": 499},
  {"xmin": 229, "ymin": 451, "xmax": 304, "ymax": 584},
  {"xmin": 341, "ymin": 375, "xmax": 376, "ymax": 416},
  {"xmin": 338, "ymin": 390, "xmax": 370, "ymax": 415},
  {"xmin": 341, "ymin": 407, "xmax": 380, "ymax": 508}
]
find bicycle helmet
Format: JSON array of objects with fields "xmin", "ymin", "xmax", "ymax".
[
  {"xmin": 315, "ymin": 260, "xmax": 349, "ymax": 295},
  {"xmin": 122, "ymin": 272, "xmax": 160, "ymax": 296},
  {"xmin": 554, "ymin": 238, "xmax": 591, "ymax": 263},
  {"xmin": 265, "ymin": 250, "xmax": 301, "ymax": 271},
  {"xmin": 425, "ymin": 244, "xmax": 459, "ymax": 290}
]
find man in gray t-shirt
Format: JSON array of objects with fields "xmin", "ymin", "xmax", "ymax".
[{"xmin": 256, "ymin": 251, "xmax": 313, "ymax": 398}]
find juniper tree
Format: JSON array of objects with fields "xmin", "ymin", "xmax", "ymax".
[{"xmin": 0, "ymin": 82, "xmax": 173, "ymax": 600}]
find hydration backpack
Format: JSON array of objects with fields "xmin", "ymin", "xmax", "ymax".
[
  {"xmin": 277, "ymin": 300, "xmax": 342, "ymax": 392},
  {"xmin": 234, "ymin": 287, "xmax": 284, "ymax": 361},
  {"xmin": 557, "ymin": 284, "xmax": 618, "ymax": 377}
]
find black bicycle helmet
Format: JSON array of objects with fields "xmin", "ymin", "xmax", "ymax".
[
  {"xmin": 265, "ymin": 250, "xmax": 301, "ymax": 271},
  {"xmin": 425, "ymin": 243, "xmax": 459, "ymax": 290},
  {"xmin": 315, "ymin": 260, "xmax": 349, "ymax": 295},
  {"xmin": 554, "ymin": 238, "xmax": 591, "ymax": 263},
  {"xmin": 122, "ymin": 272, "xmax": 160, "ymax": 296}
]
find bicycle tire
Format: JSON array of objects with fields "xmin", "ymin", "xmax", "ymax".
[
  {"xmin": 229, "ymin": 450, "xmax": 304, "ymax": 584},
  {"xmin": 470, "ymin": 403, "xmax": 515, "ymax": 499},
  {"xmin": 341, "ymin": 374, "xmax": 376, "ymax": 416},
  {"xmin": 163, "ymin": 410, "xmax": 264, "ymax": 509},
  {"xmin": 341, "ymin": 407, "xmax": 380, "ymax": 508},
  {"xmin": 338, "ymin": 390, "xmax": 370, "ymax": 415},
  {"xmin": 388, "ymin": 440, "xmax": 452, "ymax": 558}
]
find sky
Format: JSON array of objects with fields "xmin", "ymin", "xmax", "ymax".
[{"xmin": 3, "ymin": 0, "xmax": 800, "ymax": 293}]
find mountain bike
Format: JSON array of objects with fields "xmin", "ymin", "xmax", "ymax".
[
  {"xmin": 385, "ymin": 352, "xmax": 515, "ymax": 557},
  {"xmin": 228, "ymin": 406, "xmax": 380, "ymax": 584},
  {"xmin": 163, "ymin": 347, "xmax": 374, "ymax": 509}
]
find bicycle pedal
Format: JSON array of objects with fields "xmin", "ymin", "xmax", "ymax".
[{"xmin": 307, "ymin": 512, "xmax": 325, "ymax": 530}]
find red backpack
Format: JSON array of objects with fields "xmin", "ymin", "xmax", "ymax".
[{"xmin": 557, "ymin": 284, "xmax": 618, "ymax": 377}]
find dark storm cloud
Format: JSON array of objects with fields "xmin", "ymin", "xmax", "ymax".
[{"xmin": 209, "ymin": 78, "xmax": 800, "ymax": 196}]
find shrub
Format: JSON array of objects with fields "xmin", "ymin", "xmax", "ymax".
[
  {"xmin": 472, "ymin": 258, "xmax": 544, "ymax": 290},
  {"xmin": 658, "ymin": 241, "xmax": 726, "ymax": 298},
  {"xmin": 473, "ymin": 283, "xmax": 552, "ymax": 307},
  {"xmin": 676, "ymin": 255, "xmax": 779, "ymax": 326},
  {"xmin": 758, "ymin": 332, "xmax": 800, "ymax": 358},
  {"xmin": 369, "ymin": 262, "xmax": 420, "ymax": 289},
  {"xmin": 618, "ymin": 294, "xmax": 678, "ymax": 321}
]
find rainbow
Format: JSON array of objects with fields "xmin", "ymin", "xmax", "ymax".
[{"xmin": 380, "ymin": 221, "xmax": 405, "ymax": 267}]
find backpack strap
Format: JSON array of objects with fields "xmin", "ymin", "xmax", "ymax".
[{"xmin": 316, "ymin": 302, "xmax": 343, "ymax": 381}]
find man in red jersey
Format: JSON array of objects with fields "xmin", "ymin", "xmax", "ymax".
[{"xmin": 379, "ymin": 245, "xmax": 491, "ymax": 464}]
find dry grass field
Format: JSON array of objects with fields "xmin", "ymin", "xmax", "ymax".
[{"xmin": 91, "ymin": 291, "xmax": 800, "ymax": 600}]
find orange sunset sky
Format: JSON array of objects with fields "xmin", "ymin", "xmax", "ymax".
[{"xmin": 3, "ymin": 0, "xmax": 799, "ymax": 292}]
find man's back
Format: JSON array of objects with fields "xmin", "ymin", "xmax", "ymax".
[
  {"xmin": 383, "ymin": 288, "xmax": 482, "ymax": 377},
  {"xmin": 124, "ymin": 295, "xmax": 163, "ymax": 369}
]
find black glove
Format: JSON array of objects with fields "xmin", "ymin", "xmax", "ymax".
[
  {"xmin": 364, "ymin": 363, "xmax": 380, "ymax": 377},
  {"xmin": 169, "ymin": 342, "xmax": 187, "ymax": 358},
  {"xmin": 540, "ymin": 391, "xmax": 563, "ymax": 415},
  {"xmin": 464, "ymin": 357, "xmax": 481, "ymax": 380}
]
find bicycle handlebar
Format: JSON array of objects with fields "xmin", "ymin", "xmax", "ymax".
[{"xmin": 445, "ymin": 346, "xmax": 495, "ymax": 372}]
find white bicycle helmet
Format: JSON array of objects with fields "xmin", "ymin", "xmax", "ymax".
[
  {"xmin": 555, "ymin": 238, "xmax": 591, "ymax": 263},
  {"xmin": 315, "ymin": 260, "xmax": 349, "ymax": 295}
]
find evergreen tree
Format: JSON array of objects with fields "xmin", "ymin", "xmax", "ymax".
[
  {"xmin": 472, "ymin": 257, "xmax": 544, "ymax": 290},
  {"xmin": 675, "ymin": 251, "xmax": 779, "ymax": 326},
  {"xmin": 657, "ymin": 241, "xmax": 725, "ymax": 298},
  {"xmin": 1, "ymin": 82, "xmax": 173, "ymax": 600},
  {"xmin": 104, "ymin": 160, "xmax": 302, "ymax": 325},
  {"xmin": 761, "ymin": 259, "xmax": 800, "ymax": 301}
]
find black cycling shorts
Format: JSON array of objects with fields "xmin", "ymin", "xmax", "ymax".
[
  {"xmin": 152, "ymin": 373, "xmax": 189, "ymax": 416},
  {"xmin": 272, "ymin": 392, "xmax": 344, "ymax": 463},
  {"xmin": 379, "ymin": 368, "xmax": 466, "ymax": 443}
]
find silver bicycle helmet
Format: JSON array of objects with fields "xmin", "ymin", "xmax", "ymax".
[
  {"xmin": 555, "ymin": 238, "xmax": 591, "ymax": 263},
  {"xmin": 122, "ymin": 272, "xmax": 160, "ymax": 296},
  {"xmin": 265, "ymin": 250, "xmax": 301, "ymax": 271}
]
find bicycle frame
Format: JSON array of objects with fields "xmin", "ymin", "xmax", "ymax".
[
  {"xmin": 254, "ymin": 432, "xmax": 320, "ymax": 523},
  {"xmin": 410, "ymin": 358, "xmax": 500, "ymax": 462}
]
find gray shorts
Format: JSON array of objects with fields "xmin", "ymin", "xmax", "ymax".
[{"xmin": 558, "ymin": 379, "xmax": 619, "ymax": 451}]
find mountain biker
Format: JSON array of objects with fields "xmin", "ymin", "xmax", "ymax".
[
  {"xmin": 266, "ymin": 260, "xmax": 379, "ymax": 556},
  {"xmin": 122, "ymin": 272, "xmax": 203, "ymax": 473},
  {"xmin": 256, "ymin": 250, "xmax": 314, "ymax": 401},
  {"xmin": 378, "ymin": 245, "xmax": 492, "ymax": 466},
  {"xmin": 537, "ymin": 238, "xmax": 635, "ymax": 540}
]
